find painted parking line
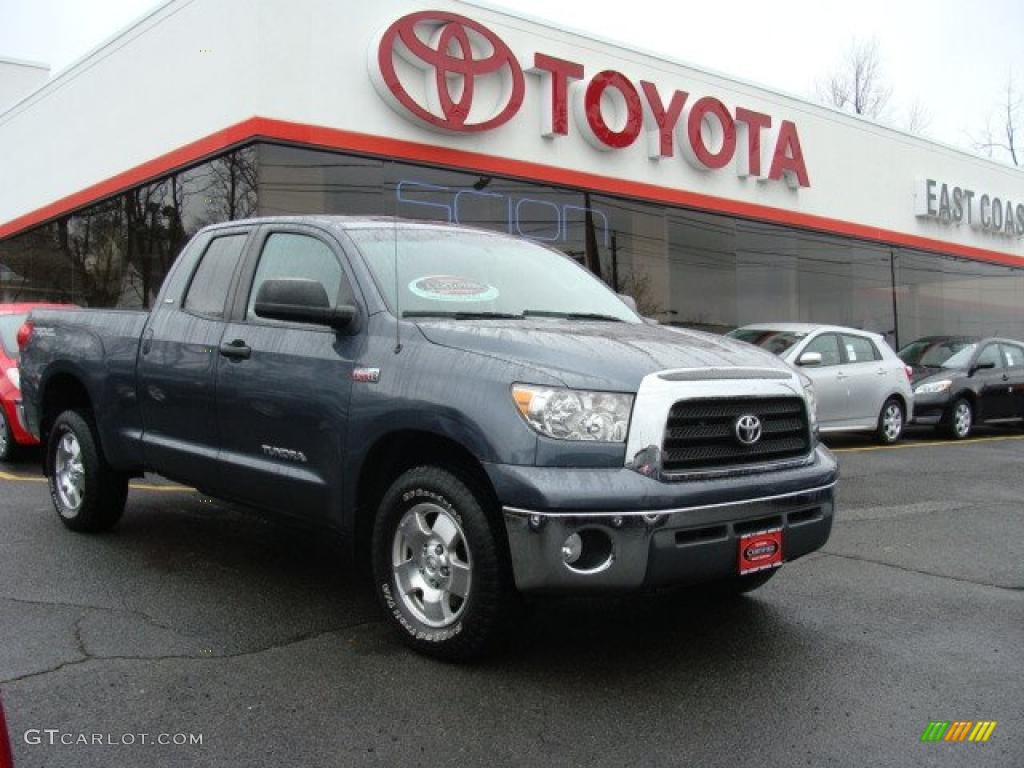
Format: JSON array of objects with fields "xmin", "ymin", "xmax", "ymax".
[
  {"xmin": 0, "ymin": 469, "xmax": 192, "ymax": 493},
  {"xmin": 831, "ymin": 434, "xmax": 1024, "ymax": 454}
]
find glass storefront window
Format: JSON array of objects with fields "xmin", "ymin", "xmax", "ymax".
[{"xmin": 1, "ymin": 140, "xmax": 1022, "ymax": 348}]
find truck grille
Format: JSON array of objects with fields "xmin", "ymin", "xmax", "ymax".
[{"xmin": 661, "ymin": 396, "xmax": 811, "ymax": 473}]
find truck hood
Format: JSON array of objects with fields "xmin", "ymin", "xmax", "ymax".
[{"xmin": 414, "ymin": 319, "xmax": 792, "ymax": 390}]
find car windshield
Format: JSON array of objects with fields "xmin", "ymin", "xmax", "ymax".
[
  {"xmin": 899, "ymin": 339, "xmax": 975, "ymax": 367},
  {"xmin": 939, "ymin": 344, "xmax": 978, "ymax": 369},
  {"xmin": 347, "ymin": 227, "xmax": 640, "ymax": 323},
  {"xmin": 728, "ymin": 328, "xmax": 806, "ymax": 356},
  {"xmin": 0, "ymin": 313, "xmax": 27, "ymax": 360}
]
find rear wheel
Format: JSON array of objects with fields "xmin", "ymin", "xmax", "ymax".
[
  {"xmin": 945, "ymin": 398, "xmax": 973, "ymax": 440},
  {"xmin": 0, "ymin": 408, "xmax": 16, "ymax": 462},
  {"xmin": 46, "ymin": 409, "xmax": 128, "ymax": 532},
  {"xmin": 371, "ymin": 465, "xmax": 514, "ymax": 661},
  {"xmin": 875, "ymin": 398, "xmax": 904, "ymax": 445}
]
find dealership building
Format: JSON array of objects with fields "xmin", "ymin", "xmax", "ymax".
[{"xmin": 1, "ymin": 0, "xmax": 1022, "ymax": 346}]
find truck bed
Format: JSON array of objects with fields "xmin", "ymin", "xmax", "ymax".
[{"xmin": 19, "ymin": 307, "xmax": 150, "ymax": 469}]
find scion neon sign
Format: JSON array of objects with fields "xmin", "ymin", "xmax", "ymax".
[{"xmin": 396, "ymin": 180, "xmax": 609, "ymax": 245}]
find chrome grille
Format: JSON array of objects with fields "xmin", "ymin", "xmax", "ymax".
[{"xmin": 661, "ymin": 396, "xmax": 811, "ymax": 473}]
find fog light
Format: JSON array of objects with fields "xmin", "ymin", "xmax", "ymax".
[{"xmin": 561, "ymin": 533, "xmax": 582, "ymax": 565}]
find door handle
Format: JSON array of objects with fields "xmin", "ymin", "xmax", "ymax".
[
  {"xmin": 140, "ymin": 329, "xmax": 154, "ymax": 356},
  {"xmin": 836, "ymin": 371, "xmax": 847, "ymax": 379},
  {"xmin": 876, "ymin": 368, "xmax": 887, "ymax": 375},
  {"xmin": 219, "ymin": 339, "xmax": 251, "ymax": 360}
]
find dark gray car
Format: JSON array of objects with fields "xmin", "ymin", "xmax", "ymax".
[{"xmin": 19, "ymin": 218, "xmax": 837, "ymax": 660}]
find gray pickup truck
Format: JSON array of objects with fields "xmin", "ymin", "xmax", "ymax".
[{"xmin": 19, "ymin": 216, "xmax": 837, "ymax": 659}]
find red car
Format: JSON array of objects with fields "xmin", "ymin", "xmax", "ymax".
[
  {"xmin": 0, "ymin": 693, "xmax": 12, "ymax": 768},
  {"xmin": 0, "ymin": 303, "xmax": 71, "ymax": 461}
]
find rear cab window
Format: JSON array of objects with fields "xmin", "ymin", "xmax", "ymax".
[{"xmin": 182, "ymin": 234, "xmax": 249, "ymax": 319}]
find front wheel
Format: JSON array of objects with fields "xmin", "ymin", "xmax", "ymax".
[
  {"xmin": 371, "ymin": 466, "xmax": 514, "ymax": 661},
  {"xmin": 945, "ymin": 398, "xmax": 973, "ymax": 440},
  {"xmin": 875, "ymin": 398, "xmax": 905, "ymax": 445},
  {"xmin": 46, "ymin": 409, "xmax": 128, "ymax": 532}
]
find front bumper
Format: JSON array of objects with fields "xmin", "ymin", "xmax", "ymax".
[
  {"xmin": 503, "ymin": 483, "xmax": 834, "ymax": 591},
  {"xmin": 494, "ymin": 445, "xmax": 837, "ymax": 592},
  {"xmin": 911, "ymin": 393, "xmax": 951, "ymax": 425}
]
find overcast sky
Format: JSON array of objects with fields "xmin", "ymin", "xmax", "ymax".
[{"xmin": 0, "ymin": 0, "xmax": 1020, "ymax": 164}]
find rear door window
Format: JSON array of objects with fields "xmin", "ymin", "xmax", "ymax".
[
  {"xmin": 803, "ymin": 333, "xmax": 842, "ymax": 366},
  {"xmin": 841, "ymin": 334, "xmax": 880, "ymax": 363},
  {"xmin": 183, "ymin": 235, "xmax": 248, "ymax": 319}
]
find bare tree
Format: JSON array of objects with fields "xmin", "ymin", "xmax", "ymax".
[
  {"xmin": 905, "ymin": 98, "xmax": 931, "ymax": 135},
  {"xmin": 973, "ymin": 72, "xmax": 1020, "ymax": 166},
  {"xmin": 816, "ymin": 38, "xmax": 892, "ymax": 120}
]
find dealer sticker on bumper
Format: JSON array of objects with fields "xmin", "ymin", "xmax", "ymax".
[{"xmin": 738, "ymin": 528, "xmax": 784, "ymax": 575}]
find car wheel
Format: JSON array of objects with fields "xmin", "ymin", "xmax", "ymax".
[
  {"xmin": 946, "ymin": 398, "xmax": 973, "ymax": 440},
  {"xmin": 0, "ymin": 408, "xmax": 16, "ymax": 462},
  {"xmin": 875, "ymin": 398, "xmax": 905, "ymax": 445},
  {"xmin": 46, "ymin": 409, "xmax": 128, "ymax": 532},
  {"xmin": 711, "ymin": 568, "xmax": 778, "ymax": 596},
  {"xmin": 371, "ymin": 465, "xmax": 514, "ymax": 661}
]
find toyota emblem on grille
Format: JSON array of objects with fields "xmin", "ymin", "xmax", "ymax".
[{"xmin": 735, "ymin": 414, "xmax": 763, "ymax": 446}]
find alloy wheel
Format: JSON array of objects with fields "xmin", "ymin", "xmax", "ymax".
[
  {"xmin": 883, "ymin": 402, "xmax": 903, "ymax": 442},
  {"xmin": 54, "ymin": 430, "xmax": 85, "ymax": 512},
  {"xmin": 953, "ymin": 402, "xmax": 972, "ymax": 438},
  {"xmin": 391, "ymin": 502, "xmax": 472, "ymax": 628}
]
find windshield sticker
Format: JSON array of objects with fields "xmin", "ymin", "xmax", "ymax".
[{"xmin": 409, "ymin": 275, "xmax": 499, "ymax": 303}]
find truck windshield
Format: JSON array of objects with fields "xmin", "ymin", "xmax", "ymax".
[
  {"xmin": 0, "ymin": 313, "xmax": 26, "ymax": 360},
  {"xmin": 347, "ymin": 227, "xmax": 640, "ymax": 323}
]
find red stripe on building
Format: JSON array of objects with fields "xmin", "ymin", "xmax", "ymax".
[{"xmin": 1, "ymin": 115, "xmax": 1021, "ymax": 269}]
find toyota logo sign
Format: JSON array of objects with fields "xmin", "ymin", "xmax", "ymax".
[
  {"xmin": 370, "ymin": 11, "xmax": 810, "ymax": 188},
  {"xmin": 371, "ymin": 11, "xmax": 525, "ymax": 133},
  {"xmin": 734, "ymin": 414, "xmax": 763, "ymax": 446}
]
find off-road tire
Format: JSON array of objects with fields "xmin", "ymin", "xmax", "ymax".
[
  {"xmin": 46, "ymin": 409, "xmax": 128, "ymax": 532},
  {"xmin": 371, "ymin": 465, "xmax": 514, "ymax": 661}
]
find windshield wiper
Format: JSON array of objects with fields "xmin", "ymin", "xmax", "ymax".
[
  {"xmin": 523, "ymin": 310, "xmax": 624, "ymax": 322},
  {"xmin": 402, "ymin": 311, "xmax": 524, "ymax": 320}
]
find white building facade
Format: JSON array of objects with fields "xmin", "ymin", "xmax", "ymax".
[{"xmin": 1, "ymin": 0, "xmax": 1022, "ymax": 344}]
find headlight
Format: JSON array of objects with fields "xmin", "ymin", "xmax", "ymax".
[
  {"xmin": 4, "ymin": 367, "xmax": 18, "ymax": 390},
  {"xmin": 915, "ymin": 379, "xmax": 952, "ymax": 395},
  {"xmin": 512, "ymin": 384, "xmax": 633, "ymax": 442}
]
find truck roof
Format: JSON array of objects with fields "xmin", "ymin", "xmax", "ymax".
[{"xmin": 199, "ymin": 215, "xmax": 489, "ymax": 234}]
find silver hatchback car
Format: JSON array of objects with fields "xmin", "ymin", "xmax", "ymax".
[{"xmin": 729, "ymin": 323, "xmax": 914, "ymax": 444}]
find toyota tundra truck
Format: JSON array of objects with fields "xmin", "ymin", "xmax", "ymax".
[{"xmin": 18, "ymin": 216, "xmax": 837, "ymax": 660}]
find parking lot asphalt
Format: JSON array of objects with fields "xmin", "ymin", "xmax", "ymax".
[{"xmin": 1, "ymin": 428, "xmax": 1022, "ymax": 767}]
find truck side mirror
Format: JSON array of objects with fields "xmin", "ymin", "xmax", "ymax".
[
  {"xmin": 798, "ymin": 351, "xmax": 823, "ymax": 367},
  {"xmin": 253, "ymin": 278, "xmax": 355, "ymax": 330}
]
